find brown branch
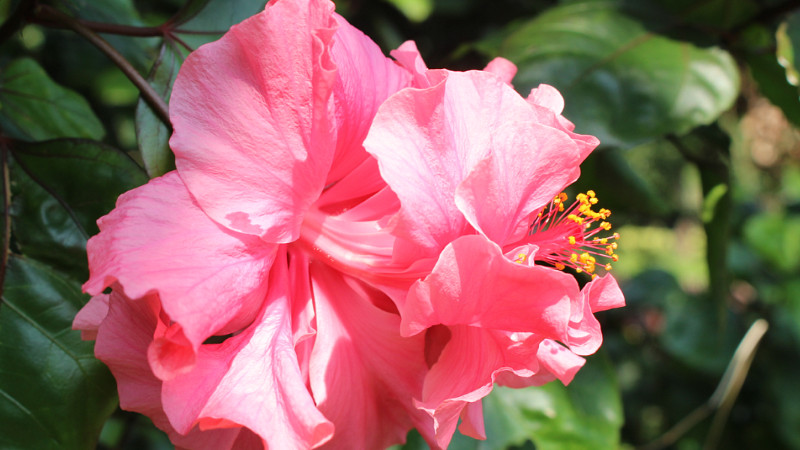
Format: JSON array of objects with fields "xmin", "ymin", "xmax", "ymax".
[{"xmin": 33, "ymin": 5, "xmax": 172, "ymax": 127}]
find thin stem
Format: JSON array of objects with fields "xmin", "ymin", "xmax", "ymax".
[
  {"xmin": 33, "ymin": 5, "xmax": 171, "ymax": 126},
  {"xmin": 0, "ymin": 140, "xmax": 12, "ymax": 304}
]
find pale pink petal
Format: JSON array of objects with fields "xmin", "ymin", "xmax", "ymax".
[
  {"xmin": 73, "ymin": 293, "xmax": 109, "ymax": 340},
  {"xmin": 365, "ymin": 70, "xmax": 537, "ymax": 258},
  {"xmin": 161, "ymin": 253, "xmax": 334, "ymax": 448},
  {"xmin": 308, "ymin": 265, "xmax": 434, "ymax": 449},
  {"xmin": 95, "ymin": 292, "xmax": 248, "ymax": 450},
  {"xmin": 170, "ymin": 0, "xmax": 338, "ymax": 242},
  {"xmin": 455, "ymin": 119, "xmax": 582, "ymax": 244},
  {"xmin": 400, "ymin": 235, "xmax": 572, "ymax": 339},
  {"xmin": 483, "ymin": 57, "xmax": 517, "ymax": 85},
  {"xmin": 326, "ymin": 15, "xmax": 412, "ymax": 185},
  {"xmin": 83, "ymin": 172, "xmax": 275, "ymax": 379},
  {"xmin": 586, "ymin": 273, "xmax": 626, "ymax": 312},
  {"xmin": 527, "ymin": 84, "xmax": 600, "ymax": 158},
  {"xmin": 527, "ymin": 83, "xmax": 565, "ymax": 115}
]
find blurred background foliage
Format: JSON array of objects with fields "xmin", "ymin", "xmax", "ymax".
[{"xmin": 0, "ymin": 0, "xmax": 799, "ymax": 448}]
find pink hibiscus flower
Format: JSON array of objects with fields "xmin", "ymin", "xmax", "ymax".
[{"xmin": 73, "ymin": 0, "xmax": 624, "ymax": 448}]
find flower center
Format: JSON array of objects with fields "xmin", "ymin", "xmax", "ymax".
[{"xmin": 522, "ymin": 191, "xmax": 619, "ymax": 278}]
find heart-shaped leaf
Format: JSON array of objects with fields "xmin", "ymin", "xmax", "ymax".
[{"xmin": 0, "ymin": 255, "xmax": 117, "ymax": 450}]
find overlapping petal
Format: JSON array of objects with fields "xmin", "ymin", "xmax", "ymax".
[
  {"xmin": 160, "ymin": 252, "xmax": 334, "ymax": 448},
  {"xmin": 83, "ymin": 172, "xmax": 276, "ymax": 379},
  {"xmin": 308, "ymin": 265, "xmax": 434, "ymax": 449},
  {"xmin": 170, "ymin": 0, "xmax": 338, "ymax": 242}
]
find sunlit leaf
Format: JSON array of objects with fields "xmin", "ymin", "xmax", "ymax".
[
  {"xmin": 479, "ymin": 1, "xmax": 739, "ymax": 148},
  {"xmin": 0, "ymin": 255, "xmax": 117, "ymax": 450},
  {"xmin": 0, "ymin": 58, "xmax": 104, "ymax": 141}
]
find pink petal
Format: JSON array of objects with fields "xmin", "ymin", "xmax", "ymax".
[
  {"xmin": 95, "ymin": 292, "xmax": 248, "ymax": 450},
  {"xmin": 308, "ymin": 265, "xmax": 434, "ymax": 449},
  {"xmin": 455, "ymin": 119, "xmax": 583, "ymax": 244},
  {"xmin": 566, "ymin": 274, "xmax": 625, "ymax": 356},
  {"xmin": 527, "ymin": 84, "xmax": 600, "ymax": 158},
  {"xmin": 418, "ymin": 326, "xmax": 543, "ymax": 448},
  {"xmin": 365, "ymin": 70, "xmax": 537, "ymax": 258},
  {"xmin": 457, "ymin": 400, "xmax": 486, "ymax": 440},
  {"xmin": 495, "ymin": 339, "xmax": 585, "ymax": 387},
  {"xmin": 325, "ymin": 15, "xmax": 412, "ymax": 186},
  {"xmin": 400, "ymin": 235, "xmax": 572, "ymax": 339},
  {"xmin": 73, "ymin": 293, "xmax": 109, "ymax": 340},
  {"xmin": 161, "ymin": 252, "xmax": 334, "ymax": 448},
  {"xmin": 169, "ymin": 0, "xmax": 338, "ymax": 242},
  {"xmin": 390, "ymin": 41, "xmax": 431, "ymax": 87},
  {"xmin": 483, "ymin": 57, "xmax": 517, "ymax": 85},
  {"xmin": 83, "ymin": 172, "xmax": 275, "ymax": 379}
]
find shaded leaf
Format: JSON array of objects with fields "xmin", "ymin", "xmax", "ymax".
[
  {"xmin": 9, "ymin": 138, "xmax": 148, "ymax": 278},
  {"xmin": 0, "ymin": 255, "xmax": 117, "ymax": 450},
  {"xmin": 480, "ymin": 1, "xmax": 739, "ymax": 148},
  {"xmin": 0, "ymin": 58, "xmax": 104, "ymax": 141},
  {"xmin": 743, "ymin": 211, "xmax": 800, "ymax": 274}
]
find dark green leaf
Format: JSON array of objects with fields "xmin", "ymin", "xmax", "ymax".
[
  {"xmin": 481, "ymin": 1, "xmax": 739, "ymax": 148},
  {"xmin": 9, "ymin": 139, "xmax": 148, "ymax": 278},
  {"xmin": 0, "ymin": 58, "xmax": 105, "ymax": 141},
  {"xmin": 0, "ymin": 255, "xmax": 117, "ymax": 450},
  {"xmin": 135, "ymin": 43, "xmax": 186, "ymax": 177},
  {"xmin": 172, "ymin": 0, "xmax": 268, "ymax": 50}
]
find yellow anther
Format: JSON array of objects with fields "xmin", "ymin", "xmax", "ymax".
[
  {"xmin": 568, "ymin": 236, "xmax": 576, "ymax": 245},
  {"xmin": 590, "ymin": 197, "xmax": 598, "ymax": 204},
  {"xmin": 600, "ymin": 222, "xmax": 612, "ymax": 231},
  {"xmin": 612, "ymin": 254, "xmax": 619, "ymax": 262},
  {"xmin": 558, "ymin": 192, "xmax": 568, "ymax": 202},
  {"xmin": 587, "ymin": 190, "xmax": 596, "ymax": 198},
  {"xmin": 555, "ymin": 263, "xmax": 565, "ymax": 270},
  {"xmin": 610, "ymin": 242, "xmax": 618, "ymax": 250},
  {"xmin": 514, "ymin": 253, "xmax": 527, "ymax": 264},
  {"xmin": 604, "ymin": 264, "xmax": 613, "ymax": 271},
  {"xmin": 570, "ymin": 253, "xmax": 578, "ymax": 263},
  {"xmin": 599, "ymin": 238, "xmax": 608, "ymax": 244},
  {"xmin": 567, "ymin": 214, "xmax": 583, "ymax": 225},
  {"xmin": 558, "ymin": 203, "xmax": 564, "ymax": 212}
]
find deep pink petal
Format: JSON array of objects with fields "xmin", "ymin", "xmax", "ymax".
[
  {"xmin": 73, "ymin": 293, "xmax": 109, "ymax": 340},
  {"xmin": 308, "ymin": 265, "xmax": 435, "ymax": 449},
  {"xmin": 326, "ymin": 15, "xmax": 412, "ymax": 186},
  {"xmin": 418, "ymin": 326, "xmax": 543, "ymax": 448},
  {"xmin": 170, "ymin": 0, "xmax": 338, "ymax": 242},
  {"xmin": 401, "ymin": 235, "xmax": 572, "ymax": 339},
  {"xmin": 161, "ymin": 253, "xmax": 334, "ymax": 448},
  {"xmin": 83, "ymin": 172, "xmax": 275, "ymax": 379},
  {"xmin": 566, "ymin": 275, "xmax": 625, "ymax": 355},
  {"xmin": 526, "ymin": 84, "xmax": 600, "ymax": 158},
  {"xmin": 495, "ymin": 339, "xmax": 585, "ymax": 387}
]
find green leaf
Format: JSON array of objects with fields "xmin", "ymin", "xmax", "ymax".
[
  {"xmin": 135, "ymin": 43, "xmax": 186, "ymax": 177},
  {"xmin": 0, "ymin": 58, "xmax": 105, "ymax": 141},
  {"xmin": 482, "ymin": 1, "xmax": 739, "ymax": 148},
  {"xmin": 0, "ymin": 255, "xmax": 117, "ymax": 450},
  {"xmin": 172, "ymin": 0, "xmax": 268, "ymax": 50},
  {"xmin": 743, "ymin": 212, "xmax": 800, "ymax": 275},
  {"xmin": 9, "ymin": 138, "xmax": 148, "ymax": 278}
]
